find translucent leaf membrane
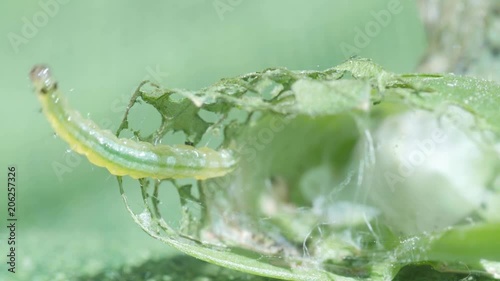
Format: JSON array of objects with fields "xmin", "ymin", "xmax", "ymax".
[{"xmin": 115, "ymin": 59, "xmax": 500, "ymax": 280}]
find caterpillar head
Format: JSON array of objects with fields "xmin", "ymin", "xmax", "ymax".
[{"xmin": 30, "ymin": 65, "xmax": 58, "ymax": 95}]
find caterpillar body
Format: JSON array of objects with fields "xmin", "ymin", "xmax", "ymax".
[{"xmin": 29, "ymin": 65, "xmax": 237, "ymax": 180}]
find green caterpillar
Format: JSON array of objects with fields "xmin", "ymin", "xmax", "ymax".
[{"xmin": 30, "ymin": 65, "xmax": 237, "ymax": 180}]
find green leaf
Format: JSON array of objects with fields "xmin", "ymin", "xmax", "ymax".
[{"xmin": 110, "ymin": 58, "xmax": 500, "ymax": 280}]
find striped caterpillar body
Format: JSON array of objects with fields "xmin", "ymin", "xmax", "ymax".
[{"xmin": 29, "ymin": 65, "xmax": 237, "ymax": 180}]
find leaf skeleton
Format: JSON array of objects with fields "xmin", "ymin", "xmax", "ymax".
[{"xmin": 29, "ymin": 65, "xmax": 237, "ymax": 180}]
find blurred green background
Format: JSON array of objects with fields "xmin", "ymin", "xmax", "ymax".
[{"xmin": 0, "ymin": 0, "xmax": 425, "ymax": 280}]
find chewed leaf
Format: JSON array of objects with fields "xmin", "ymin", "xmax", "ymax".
[{"xmin": 32, "ymin": 58, "xmax": 500, "ymax": 280}]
